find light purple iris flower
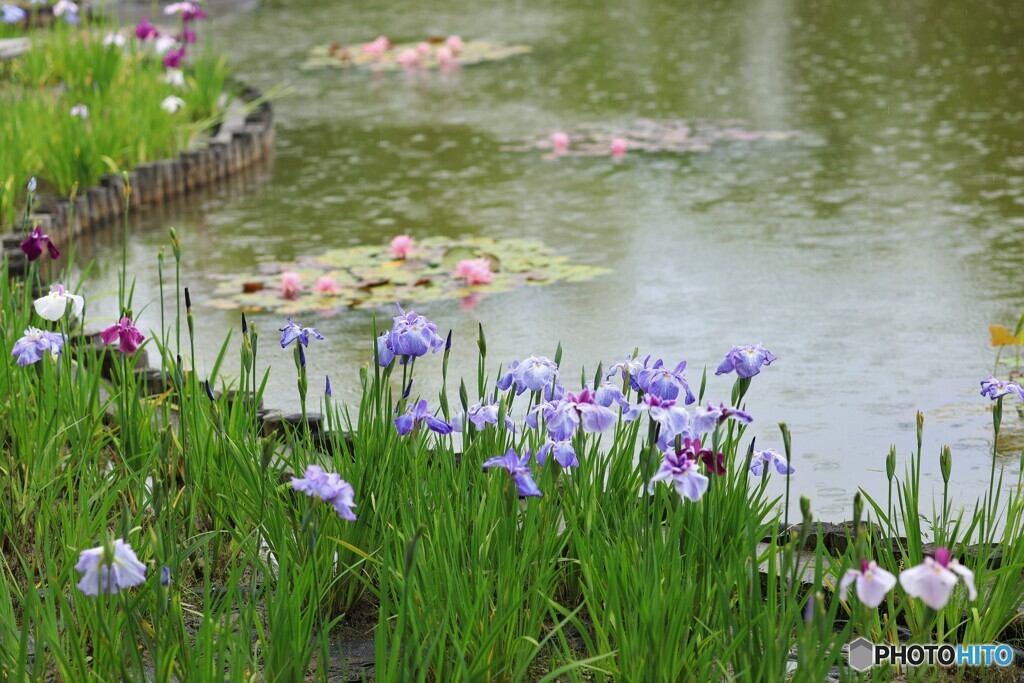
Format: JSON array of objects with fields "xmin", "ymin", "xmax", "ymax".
[
  {"xmin": 691, "ymin": 402, "xmax": 753, "ymax": 435},
  {"xmin": 528, "ymin": 388, "xmax": 616, "ymax": 440},
  {"xmin": 11, "ymin": 327, "xmax": 66, "ymax": 366},
  {"xmin": 629, "ymin": 394, "xmax": 690, "ymax": 437},
  {"xmin": 395, "ymin": 399, "xmax": 453, "ymax": 436},
  {"xmin": 980, "ymin": 375, "xmax": 1024, "ymax": 401},
  {"xmin": 455, "ymin": 396, "xmax": 514, "ymax": 432},
  {"xmin": 715, "ymin": 344, "xmax": 777, "ymax": 379},
  {"xmin": 2, "ymin": 5, "xmax": 26, "ymax": 23},
  {"xmin": 498, "ymin": 356, "xmax": 559, "ymax": 395},
  {"xmin": 750, "ymin": 448, "xmax": 794, "ymax": 476},
  {"xmin": 606, "ymin": 354, "xmax": 652, "ymax": 391},
  {"xmin": 588, "ymin": 380, "xmax": 632, "ymax": 412},
  {"xmin": 637, "ymin": 360, "xmax": 695, "ymax": 404},
  {"xmin": 648, "ymin": 449, "xmax": 708, "ymax": 502},
  {"xmin": 279, "ymin": 318, "xmax": 324, "ymax": 349},
  {"xmin": 482, "ymin": 448, "xmax": 542, "ymax": 497},
  {"xmin": 75, "ymin": 539, "xmax": 148, "ymax": 595},
  {"xmin": 385, "ymin": 304, "xmax": 444, "ymax": 358},
  {"xmin": 839, "ymin": 558, "xmax": 897, "ymax": 608},
  {"xmin": 536, "ymin": 438, "xmax": 578, "ymax": 468},
  {"xmin": 372, "ymin": 333, "xmax": 395, "ymax": 367},
  {"xmin": 291, "ymin": 465, "xmax": 357, "ymax": 521},
  {"xmin": 899, "ymin": 547, "xmax": 977, "ymax": 610}
]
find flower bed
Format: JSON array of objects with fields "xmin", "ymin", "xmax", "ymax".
[
  {"xmin": 0, "ymin": 4, "xmax": 274, "ymax": 273},
  {"xmin": 3, "ymin": 206, "xmax": 1024, "ymax": 679}
]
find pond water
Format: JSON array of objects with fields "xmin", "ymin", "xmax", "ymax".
[{"xmin": 78, "ymin": 0, "xmax": 1024, "ymax": 519}]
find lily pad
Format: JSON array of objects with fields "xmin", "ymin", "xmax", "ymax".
[
  {"xmin": 303, "ymin": 38, "xmax": 531, "ymax": 72},
  {"xmin": 502, "ymin": 119, "xmax": 803, "ymax": 157},
  {"xmin": 209, "ymin": 237, "xmax": 609, "ymax": 314}
]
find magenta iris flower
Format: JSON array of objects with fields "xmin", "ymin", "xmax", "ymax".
[
  {"xmin": 716, "ymin": 344, "xmax": 777, "ymax": 379},
  {"xmin": 674, "ymin": 436, "xmax": 725, "ymax": 476},
  {"xmin": 691, "ymin": 402, "xmax": 753, "ymax": 435},
  {"xmin": 291, "ymin": 465, "xmax": 357, "ymax": 521},
  {"xmin": 648, "ymin": 449, "xmax": 708, "ymax": 502},
  {"xmin": 100, "ymin": 317, "xmax": 146, "ymax": 354},
  {"xmin": 980, "ymin": 376, "xmax": 1024, "ymax": 401},
  {"xmin": 181, "ymin": 28, "xmax": 197, "ymax": 43},
  {"xmin": 637, "ymin": 360, "xmax": 695, "ymax": 404},
  {"xmin": 75, "ymin": 539, "xmax": 148, "ymax": 596},
  {"xmin": 383, "ymin": 304, "xmax": 444, "ymax": 358},
  {"xmin": 135, "ymin": 18, "xmax": 159, "ymax": 39},
  {"xmin": 279, "ymin": 318, "xmax": 324, "ymax": 348},
  {"xmin": 181, "ymin": 4, "xmax": 208, "ymax": 21},
  {"xmin": 20, "ymin": 225, "xmax": 60, "ymax": 261},
  {"xmin": 536, "ymin": 438, "xmax": 578, "ymax": 468},
  {"xmin": 163, "ymin": 47, "xmax": 186, "ymax": 69},
  {"xmin": 11, "ymin": 327, "xmax": 66, "ymax": 366},
  {"xmin": 395, "ymin": 399, "xmax": 453, "ymax": 436},
  {"xmin": 750, "ymin": 448, "xmax": 794, "ymax": 476},
  {"xmin": 483, "ymin": 448, "xmax": 542, "ymax": 497}
]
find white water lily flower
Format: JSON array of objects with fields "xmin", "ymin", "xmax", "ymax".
[
  {"xmin": 164, "ymin": 69, "xmax": 186, "ymax": 88},
  {"xmin": 161, "ymin": 95, "xmax": 186, "ymax": 113},
  {"xmin": 839, "ymin": 558, "xmax": 897, "ymax": 608},
  {"xmin": 34, "ymin": 283, "xmax": 85, "ymax": 321},
  {"xmin": 899, "ymin": 547, "xmax": 977, "ymax": 610}
]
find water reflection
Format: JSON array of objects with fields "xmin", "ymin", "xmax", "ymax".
[{"xmin": 77, "ymin": 0, "xmax": 1024, "ymax": 518}]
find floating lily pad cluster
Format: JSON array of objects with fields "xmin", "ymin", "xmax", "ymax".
[
  {"xmin": 303, "ymin": 38, "xmax": 531, "ymax": 71},
  {"xmin": 209, "ymin": 237, "xmax": 609, "ymax": 314},
  {"xmin": 502, "ymin": 119, "xmax": 802, "ymax": 157}
]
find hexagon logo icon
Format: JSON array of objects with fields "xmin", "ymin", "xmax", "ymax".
[{"xmin": 847, "ymin": 637, "xmax": 875, "ymax": 672}]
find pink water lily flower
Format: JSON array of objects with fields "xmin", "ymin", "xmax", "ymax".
[
  {"xmin": 390, "ymin": 235, "xmax": 414, "ymax": 259},
  {"xmin": 315, "ymin": 275, "xmax": 340, "ymax": 295},
  {"xmin": 611, "ymin": 137, "xmax": 628, "ymax": 158},
  {"xmin": 396, "ymin": 49, "xmax": 419, "ymax": 67},
  {"xmin": 551, "ymin": 131, "xmax": 569, "ymax": 154},
  {"xmin": 416, "ymin": 41, "xmax": 432, "ymax": 55},
  {"xmin": 437, "ymin": 46, "xmax": 454, "ymax": 67},
  {"xmin": 362, "ymin": 35, "xmax": 390, "ymax": 56},
  {"xmin": 454, "ymin": 258, "xmax": 494, "ymax": 285},
  {"xmin": 281, "ymin": 271, "xmax": 301, "ymax": 299},
  {"xmin": 839, "ymin": 558, "xmax": 897, "ymax": 608},
  {"xmin": 447, "ymin": 35, "xmax": 463, "ymax": 53}
]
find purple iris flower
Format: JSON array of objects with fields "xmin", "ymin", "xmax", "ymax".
[
  {"xmin": 161, "ymin": 565, "xmax": 171, "ymax": 586},
  {"xmin": 631, "ymin": 394, "xmax": 690, "ymax": 437},
  {"xmin": 637, "ymin": 360, "xmax": 696, "ymax": 404},
  {"xmin": 498, "ymin": 356, "xmax": 560, "ymax": 395},
  {"xmin": 279, "ymin": 318, "xmax": 324, "ymax": 349},
  {"xmin": 750, "ymin": 449, "xmax": 794, "ymax": 476},
  {"xmin": 395, "ymin": 399, "xmax": 453, "ymax": 436},
  {"xmin": 589, "ymin": 380, "xmax": 632, "ymax": 412},
  {"xmin": 163, "ymin": 47, "xmax": 186, "ymax": 69},
  {"xmin": 100, "ymin": 317, "xmax": 146, "ymax": 354},
  {"xmin": 606, "ymin": 354, "xmax": 650, "ymax": 391},
  {"xmin": 11, "ymin": 327, "xmax": 66, "ymax": 366},
  {"xmin": 980, "ymin": 376, "xmax": 1024, "ymax": 401},
  {"xmin": 716, "ymin": 344, "xmax": 777, "ymax": 379},
  {"xmin": 2, "ymin": 5, "xmax": 26, "ymax": 23},
  {"xmin": 20, "ymin": 225, "xmax": 60, "ymax": 261},
  {"xmin": 691, "ymin": 402, "xmax": 753, "ymax": 435},
  {"xmin": 180, "ymin": 28, "xmax": 197, "ymax": 43},
  {"xmin": 386, "ymin": 304, "xmax": 444, "ymax": 358},
  {"xmin": 528, "ymin": 389, "xmax": 616, "ymax": 440},
  {"xmin": 325, "ymin": 375, "xmax": 332, "ymax": 397},
  {"xmin": 291, "ymin": 465, "xmax": 357, "ymax": 521},
  {"xmin": 135, "ymin": 18, "xmax": 160, "ymax": 40},
  {"xmin": 373, "ymin": 332, "xmax": 395, "ymax": 367},
  {"xmin": 457, "ymin": 396, "xmax": 515, "ymax": 431},
  {"xmin": 536, "ymin": 438, "xmax": 578, "ymax": 468},
  {"xmin": 75, "ymin": 539, "xmax": 147, "ymax": 596},
  {"xmin": 482, "ymin": 448, "xmax": 542, "ymax": 497},
  {"xmin": 648, "ymin": 449, "xmax": 708, "ymax": 502},
  {"xmin": 496, "ymin": 360, "xmax": 520, "ymax": 392}
]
